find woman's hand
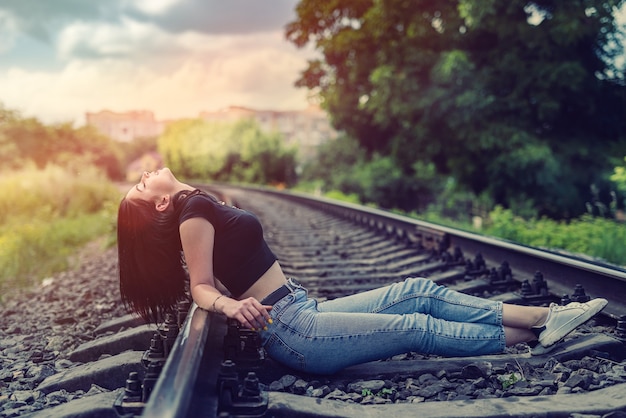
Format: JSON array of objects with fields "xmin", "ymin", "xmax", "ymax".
[
  {"xmin": 180, "ymin": 218, "xmax": 273, "ymax": 330},
  {"xmin": 219, "ymin": 296, "xmax": 273, "ymax": 331}
]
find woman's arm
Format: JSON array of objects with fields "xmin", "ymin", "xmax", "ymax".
[
  {"xmin": 179, "ymin": 217, "xmax": 272, "ymax": 330},
  {"xmin": 213, "ymin": 278, "xmax": 229, "ymax": 294}
]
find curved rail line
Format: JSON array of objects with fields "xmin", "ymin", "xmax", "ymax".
[
  {"xmin": 252, "ymin": 186, "xmax": 626, "ymax": 319},
  {"xmin": 134, "ymin": 185, "xmax": 626, "ymax": 418}
]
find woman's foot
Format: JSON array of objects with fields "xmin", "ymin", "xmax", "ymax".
[{"xmin": 531, "ymin": 298, "xmax": 608, "ymax": 347}]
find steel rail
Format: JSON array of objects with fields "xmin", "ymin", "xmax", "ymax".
[
  {"xmin": 141, "ymin": 303, "xmax": 224, "ymax": 418},
  {"xmin": 225, "ymin": 186, "xmax": 626, "ymax": 318},
  {"xmin": 259, "ymin": 187, "xmax": 626, "ymax": 275},
  {"xmin": 139, "ymin": 185, "xmax": 626, "ymax": 418}
]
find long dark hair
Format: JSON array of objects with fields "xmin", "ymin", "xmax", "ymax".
[{"xmin": 117, "ymin": 189, "xmax": 199, "ymax": 323}]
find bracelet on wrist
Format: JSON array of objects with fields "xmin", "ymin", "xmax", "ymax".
[{"xmin": 211, "ymin": 295, "xmax": 225, "ymax": 313}]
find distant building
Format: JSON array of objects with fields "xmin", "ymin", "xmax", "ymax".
[
  {"xmin": 199, "ymin": 105, "xmax": 338, "ymax": 161},
  {"xmin": 86, "ymin": 105, "xmax": 339, "ymax": 163},
  {"xmin": 85, "ymin": 110, "xmax": 164, "ymax": 142}
]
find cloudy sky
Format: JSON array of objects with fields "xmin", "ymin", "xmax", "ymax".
[{"xmin": 0, "ymin": 0, "xmax": 317, "ymax": 125}]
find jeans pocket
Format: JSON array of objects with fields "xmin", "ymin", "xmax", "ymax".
[{"xmin": 264, "ymin": 332, "xmax": 306, "ymax": 371}]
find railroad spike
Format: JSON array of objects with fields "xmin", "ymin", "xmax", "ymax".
[
  {"xmin": 571, "ymin": 284, "xmax": 591, "ymax": 303},
  {"xmin": 123, "ymin": 372, "xmax": 142, "ymax": 402},
  {"xmin": 162, "ymin": 313, "xmax": 179, "ymax": 356},
  {"xmin": 113, "ymin": 371, "xmax": 145, "ymax": 417},
  {"xmin": 441, "ymin": 247, "xmax": 464, "ymax": 266},
  {"xmin": 241, "ymin": 372, "xmax": 261, "ymax": 397},
  {"xmin": 142, "ymin": 360, "xmax": 164, "ymax": 403},
  {"xmin": 517, "ymin": 274, "xmax": 554, "ymax": 305},
  {"xmin": 474, "ymin": 254, "xmax": 487, "ymax": 272},
  {"xmin": 487, "ymin": 268, "xmax": 500, "ymax": 286},
  {"xmin": 520, "ymin": 280, "xmax": 533, "ymax": 297},
  {"xmin": 488, "ymin": 262, "xmax": 516, "ymax": 289},
  {"xmin": 218, "ymin": 360, "xmax": 241, "ymax": 412},
  {"xmin": 224, "ymin": 320, "xmax": 266, "ymax": 370},
  {"xmin": 453, "ymin": 246, "xmax": 464, "ymax": 262},
  {"xmin": 219, "ymin": 370, "xmax": 268, "ymax": 417},
  {"xmin": 441, "ymin": 250, "xmax": 453, "ymax": 265},
  {"xmin": 498, "ymin": 261, "xmax": 513, "ymax": 282},
  {"xmin": 532, "ymin": 272, "xmax": 549, "ymax": 296},
  {"xmin": 463, "ymin": 259, "xmax": 477, "ymax": 281},
  {"xmin": 141, "ymin": 332, "xmax": 166, "ymax": 368},
  {"xmin": 465, "ymin": 253, "xmax": 488, "ymax": 279}
]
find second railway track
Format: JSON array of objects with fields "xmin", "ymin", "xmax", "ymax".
[{"xmin": 15, "ymin": 184, "xmax": 626, "ymax": 418}]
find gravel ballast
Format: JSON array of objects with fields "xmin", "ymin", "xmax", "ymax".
[
  {"xmin": 1, "ymin": 243, "xmax": 625, "ymax": 417},
  {"xmin": 0, "ymin": 245, "xmax": 126, "ymax": 417}
]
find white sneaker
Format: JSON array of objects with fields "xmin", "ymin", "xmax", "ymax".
[{"xmin": 532, "ymin": 298, "xmax": 608, "ymax": 347}]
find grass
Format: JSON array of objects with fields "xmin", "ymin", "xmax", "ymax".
[
  {"xmin": 481, "ymin": 209, "xmax": 626, "ymax": 267},
  {"xmin": 317, "ymin": 189, "xmax": 626, "ymax": 268},
  {"xmin": 0, "ymin": 165, "xmax": 121, "ymax": 299}
]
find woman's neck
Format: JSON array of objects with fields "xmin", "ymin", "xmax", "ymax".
[{"xmin": 174, "ymin": 182, "xmax": 196, "ymax": 194}]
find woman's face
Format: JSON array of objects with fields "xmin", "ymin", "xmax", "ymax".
[{"xmin": 125, "ymin": 167, "xmax": 176, "ymax": 204}]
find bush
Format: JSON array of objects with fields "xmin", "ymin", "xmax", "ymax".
[
  {"xmin": 483, "ymin": 207, "xmax": 626, "ymax": 266},
  {"xmin": 0, "ymin": 165, "xmax": 120, "ymax": 297},
  {"xmin": 0, "ymin": 164, "xmax": 118, "ymax": 223},
  {"xmin": 158, "ymin": 118, "xmax": 298, "ymax": 186}
]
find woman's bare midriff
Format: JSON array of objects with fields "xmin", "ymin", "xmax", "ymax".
[{"xmin": 238, "ymin": 261, "xmax": 288, "ymax": 303}]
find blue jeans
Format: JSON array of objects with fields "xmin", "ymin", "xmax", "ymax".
[{"xmin": 260, "ymin": 277, "xmax": 505, "ymax": 374}]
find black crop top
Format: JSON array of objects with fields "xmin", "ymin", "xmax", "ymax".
[{"xmin": 178, "ymin": 191, "xmax": 277, "ymax": 297}]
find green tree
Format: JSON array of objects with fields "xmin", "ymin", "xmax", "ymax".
[
  {"xmin": 1, "ymin": 116, "xmax": 51, "ymax": 168},
  {"xmin": 0, "ymin": 105, "xmax": 24, "ymax": 170},
  {"xmin": 159, "ymin": 118, "xmax": 233, "ymax": 179},
  {"xmin": 0, "ymin": 103, "xmax": 123, "ymax": 179},
  {"xmin": 611, "ymin": 156, "xmax": 626, "ymax": 212},
  {"xmin": 301, "ymin": 134, "xmax": 367, "ymax": 190},
  {"xmin": 48, "ymin": 124, "xmax": 124, "ymax": 179},
  {"xmin": 158, "ymin": 118, "xmax": 297, "ymax": 185},
  {"xmin": 287, "ymin": 0, "xmax": 626, "ymax": 218},
  {"xmin": 302, "ymin": 135, "xmax": 442, "ymax": 211},
  {"xmin": 117, "ymin": 135, "xmax": 159, "ymax": 168},
  {"xmin": 234, "ymin": 121, "xmax": 297, "ymax": 185},
  {"xmin": 612, "ymin": 156, "xmax": 626, "ymax": 193}
]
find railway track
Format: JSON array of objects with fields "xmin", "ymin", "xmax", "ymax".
[{"xmin": 25, "ymin": 185, "xmax": 626, "ymax": 418}]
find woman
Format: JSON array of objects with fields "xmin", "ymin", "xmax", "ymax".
[{"xmin": 118, "ymin": 168, "xmax": 607, "ymax": 374}]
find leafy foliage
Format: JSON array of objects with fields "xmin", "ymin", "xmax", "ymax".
[
  {"xmin": 117, "ymin": 135, "xmax": 160, "ymax": 171},
  {"xmin": 360, "ymin": 387, "xmax": 395, "ymax": 398},
  {"xmin": 499, "ymin": 372, "xmax": 524, "ymax": 390},
  {"xmin": 301, "ymin": 135, "xmax": 443, "ymax": 211},
  {"xmin": 0, "ymin": 165, "xmax": 120, "ymax": 295},
  {"xmin": 484, "ymin": 207, "xmax": 626, "ymax": 265},
  {"xmin": 612, "ymin": 157, "xmax": 626, "ymax": 191},
  {"xmin": 0, "ymin": 164, "xmax": 117, "ymax": 224},
  {"xmin": 0, "ymin": 104, "xmax": 126, "ymax": 295},
  {"xmin": 611, "ymin": 156, "xmax": 626, "ymax": 211},
  {"xmin": 287, "ymin": 0, "xmax": 626, "ymax": 218},
  {"xmin": 0, "ymin": 103, "xmax": 124, "ymax": 179},
  {"xmin": 158, "ymin": 118, "xmax": 298, "ymax": 185}
]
